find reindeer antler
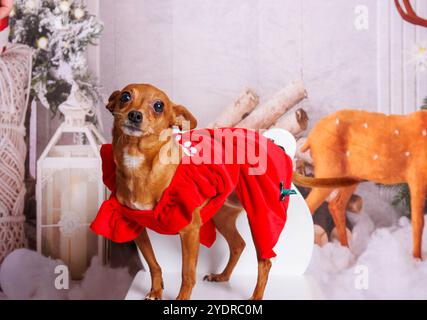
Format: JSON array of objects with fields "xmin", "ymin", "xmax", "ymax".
[{"xmin": 395, "ymin": 0, "xmax": 427, "ymax": 27}]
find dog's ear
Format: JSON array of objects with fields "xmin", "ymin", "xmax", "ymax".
[
  {"xmin": 106, "ymin": 90, "xmax": 120, "ymax": 114},
  {"xmin": 172, "ymin": 105, "xmax": 197, "ymax": 130}
]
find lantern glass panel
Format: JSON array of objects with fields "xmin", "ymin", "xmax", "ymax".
[
  {"xmin": 41, "ymin": 226, "xmax": 100, "ymax": 279},
  {"xmin": 41, "ymin": 167, "xmax": 100, "ymax": 226},
  {"xmin": 40, "ymin": 164, "xmax": 102, "ymax": 279}
]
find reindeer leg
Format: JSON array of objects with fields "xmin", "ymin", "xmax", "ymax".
[
  {"xmin": 328, "ymin": 185, "xmax": 358, "ymax": 247},
  {"xmin": 408, "ymin": 181, "xmax": 426, "ymax": 259},
  {"xmin": 306, "ymin": 187, "xmax": 335, "ymax": 214}
]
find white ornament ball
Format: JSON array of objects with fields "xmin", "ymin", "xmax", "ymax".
[
  {"xmin": 36, "ymin": 36, "xmax": 49, "ymax": 50},
  {"xmin": 59, "ymin": 0, "xmax": 71, "ymax": 13},
  {"xmin": 73, "ymin": 8, "xmax": 85, "ymax": 20}
]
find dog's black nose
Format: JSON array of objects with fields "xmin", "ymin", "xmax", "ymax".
[{"xmin": 128, "ymin": 110, "xmax": 143, "ymax": 124}]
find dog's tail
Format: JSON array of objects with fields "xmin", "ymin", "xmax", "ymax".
[{"xmin": 292, "ymin": 171, "xmax": 360, "ymax": 188}]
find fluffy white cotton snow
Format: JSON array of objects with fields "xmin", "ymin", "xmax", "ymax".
[
  {"xmin": 67, "ymin": 257, "xmax": 133, "ymax": 300},
  {"xmin": 0, "ymin": 249, "xmax": 67, "ymax": 299},
  {"xmin": 0, "ymin": 249, "xmax": 132, "ymax": 300},
  {"xmin": 306, "ymin": 182, "xmax": 427, "ymax": 299}
]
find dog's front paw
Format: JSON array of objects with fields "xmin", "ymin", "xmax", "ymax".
[
  {"xmin": 145, "ymin": 289, "xmax": 162, "ymax": 300},
  {"xmin": 175, "ymin": 294, "xmax": 190, "ymax": 300},
  {"xmin": 203, "ymin": 273, "xmax": 230, "ymax": 282}
]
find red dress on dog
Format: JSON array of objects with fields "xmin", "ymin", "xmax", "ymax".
[{"xmin": 91, "ymin": 128, "xmax": 293, "ymax": 259}]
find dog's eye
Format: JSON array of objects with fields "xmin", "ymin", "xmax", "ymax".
[
  {"xmin": 120, "ymin": 91, "xmax": 132, "ymax": 104},
  {"xmin": 153, "ymin": 101, "xmax": 164, "ymax": 113}
]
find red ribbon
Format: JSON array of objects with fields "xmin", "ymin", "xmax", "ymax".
[{"xmin": 0, "ymin": 17, "xmax": 9, "ymax": 32}]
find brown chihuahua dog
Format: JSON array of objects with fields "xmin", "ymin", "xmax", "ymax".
[{"xmin": 106, "ymin": 84, "xmax": 270, "ymax": 300}]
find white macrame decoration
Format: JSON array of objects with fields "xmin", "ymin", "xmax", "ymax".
[{"xmin": 0, "ymin": 44, "xmax": 32, "ymax": 262}]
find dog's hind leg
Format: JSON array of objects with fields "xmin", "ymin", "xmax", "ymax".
[
  {"xmin": 408, "ymin": 180, "xmax": 426, "ymax": 259},
  {"xmin": 134, "ymin": 228, "xmax": 164, "ymax": 300},
  {"xmin": 328, "ymin": 184, "xmax": 358, "ymax": 247},
  {"xmin": 249, "ymin": 257, "xmax": 272, "ymax": 300},
  {"xmin": 204, "ymin": 204, "xmax": 245, "ymax": 282}
]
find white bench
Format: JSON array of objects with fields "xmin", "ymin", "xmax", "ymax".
[{"xmin": 126, "ymin": 129, "xmax": 323, "ymax": 299}]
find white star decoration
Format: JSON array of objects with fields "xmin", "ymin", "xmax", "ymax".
[
  {"xmin": 177, "ymin": 138, "xmax": 197, "ymax": 157},
  {"xmin": 412, "ymin": 41, "xmax": 427, "ymax": 72},
  {"xmin": 59, "ymin": 211, "xmax": 83, "ymax": 237}
]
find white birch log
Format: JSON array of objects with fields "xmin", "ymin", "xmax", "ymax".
[
  {"xmin": 208, "ymin": 88, "xmax": 259, "ymax": 128},
  {"xmin": 272, "ymin": 108, "xmax": 308, "ymax": 137},
  {"xmin": 346, "ymin": 194, "xmax": 363, "ymax": 213},
  {"xmin": 236, "ymin": 80, "xmax": 307, "ymax": 129},
  {"xmin": 314, "ymin": 225, "xmax": 329, "ymax": 247}
]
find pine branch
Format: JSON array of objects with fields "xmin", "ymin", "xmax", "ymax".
[{"xmin": 9, "ymin": 0, "xmax": 103, "ymax": 125}]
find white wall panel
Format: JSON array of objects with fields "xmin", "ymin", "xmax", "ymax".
[
  {"xmin": 416, "ymin": 0, "xmax": 427, "ymax": 109},
  {"xmin": 302, "ymin": 0, "xmax": 377, "ymax": 126},
  {"xmin": 171, "ymin": 0, "xmax": 259, "ymax": 124},
  {"xmin": 94, "ymin": 0, "xmax": 427, "ymax": 141},
  {"xmin": 377, "ymin": 0, "xmax": 427, "ymax": 115}
]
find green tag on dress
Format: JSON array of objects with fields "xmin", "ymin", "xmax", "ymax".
[{"xmin": 279, "ymin": 181, "xmax": 297, "ymax": 201}]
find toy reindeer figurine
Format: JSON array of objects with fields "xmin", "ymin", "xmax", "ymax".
[
  {"xmin": 293, "ymin": 109, "xmax": 427, "ymax": 259},
  {"xmin": 293, "ymin": 1, "xmax": 427, "ymax": 259}
]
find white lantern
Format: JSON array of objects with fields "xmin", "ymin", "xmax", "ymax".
[{"xmin": 36, "ymin": 84, "xmax": 107, "ymax": 280}]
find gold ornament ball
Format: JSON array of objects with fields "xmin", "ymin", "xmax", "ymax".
[
  {"xmin": 73, "ymin": 8, "xmax": 85, "ymax": 20},
  {"xmin": 37, "ymin": 37, "xmax": 49, "ymax": 50},
  {"xmin": 59, "ymin": 0, "xmax": 71, "ymax": 13}
]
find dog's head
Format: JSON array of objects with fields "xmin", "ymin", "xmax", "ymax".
[{"xmin": 107, "ymin": 84, "xmax": 197, "ymax": 138}]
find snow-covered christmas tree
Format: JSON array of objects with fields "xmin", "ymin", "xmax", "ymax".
[{"xmin": 8, "ymin": 0, "xmax": 103, "ymax": 119}]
